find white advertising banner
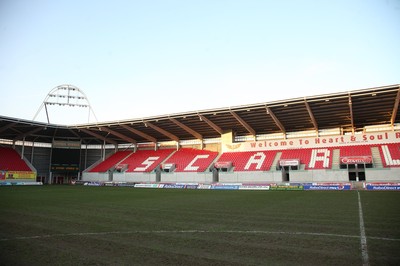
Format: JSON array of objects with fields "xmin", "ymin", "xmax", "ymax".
[{"xmin": 223, "ymin": 131, "xmax": 400, "ymax": 152}]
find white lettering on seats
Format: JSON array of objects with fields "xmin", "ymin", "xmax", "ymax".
[
  {"xmin": 381, "ymin": 145, "xmax": 400, "ymax": 166},
  {"xmin": 134, "ymin": 156, "xmax": 160, "ymax": 171},
  {"xmin": 245, "ymin": 152, "xmax": 266, "ymax": 170},
  {"xmin": 184, "ymin": 155, "xmax": 210, "ymax": 171},
  {"xmin": 308, "ymin": 149, "xmax": 330, "ymax": 168}
]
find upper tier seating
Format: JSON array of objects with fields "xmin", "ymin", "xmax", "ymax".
[
  {"xmin": 163, "ymin": 148, "xmax": 218, "ymax": 172},
  {"xmin": 121, "ymin": 149, "xmax": 174, "ymax": 172},
  {"xmin": 89, "ymin": 150, "xmax": 132, "ymax": 172},
  {"xmin": 378, "ymin": 143, "xmax": 400, "ymax": 167},
  {"xmin": 216, "ymin": 151, "xmax": 276, "ymax": 171},
  {"xmin": 0, "ymin": 147, "xmax": 32, "ymax": 171},
  {"xmin": 280, "ymin": 148, "xmax": 333, "ymax": 169}
]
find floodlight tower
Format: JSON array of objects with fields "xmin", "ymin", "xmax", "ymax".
[{"xmin": 33, "ymin": 84, "xmax": 98, "ymax": 124}]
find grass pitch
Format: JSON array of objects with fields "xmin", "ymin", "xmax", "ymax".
[{"xmin": 0, "ymin": 186, "xmax": 399, "ymax": 265}]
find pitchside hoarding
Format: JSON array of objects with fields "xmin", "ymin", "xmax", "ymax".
[
  {"xmin": 74, "ymin": 182, "xmax": 399, "ymax": 191},
  {"xmin": 365, "ymin": 183, "xmax": 400, "ymax": 190},
  {"xmin": 0, "ymin": 171, "xmax": 36, "ymax": 180},
  {"xmin": 303, "ymin": 183, "xmax": 352, "ymax": 190}
]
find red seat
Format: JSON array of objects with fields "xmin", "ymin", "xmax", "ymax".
[
  {"xmin": 89, "ymin": 150, "xmax": 132, "ymax": 172},
  {"xmin": 339, "ymin": 145, "xmax": 372, "ymax": 157},
  {"xmin": 0, "ymin": 147, "xmax": 31, "ymax": 171},
  {"xmin": 280, "ymin": 148, "xmax": 333, "ymax": 169},
  {"xmin": 379, "ymin": 143, "xmax": 400, "ymax": 167},
  {"xmin": 163, "ymin": 148, "xmax": 218, "ymax": 172},
  {"xmin": 122, "ymin": 149, "xmax": 174, "ymax": 172},
  {"xmin": 217, "ymin": 151, "xmax": 276, "ymax": 171}
]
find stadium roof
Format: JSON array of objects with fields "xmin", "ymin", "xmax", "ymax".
[{"xmin": 1, "ymin": 84, "xmax": 399, "ymax": 146}]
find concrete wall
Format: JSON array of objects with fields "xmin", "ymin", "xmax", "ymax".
[
  {"xmin": 113, "ymin": 173, "xmax": 155, "ymax": 183},
  {"xmin": 160, "ymin": 172, "xmax": 214, "ymax": 183},
  {"xmin": 83, "ymin": 172, "xmax": 109, "ymax": 182},
  {"xmin": 289, "ymin": 170, "xmax": 349, "ymax": 183},
  {"xmin": 365, "ymin": 168, "xmax": 400, "ymax": 182},
  {"xmin": 218, "ymin": 171, "xmax": 282, "ymax": 183},
  {"xmin": 82, "ymin": 172, "xmax": 215, "ymax": 183},
  {"xmin": 82, "ymin": 168, "xmax": 400, "ymax": 184}
]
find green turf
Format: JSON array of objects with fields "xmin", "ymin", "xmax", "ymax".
[{"xmin": 0, "ymin": 186, "xmax": 399, "ymax": 265}]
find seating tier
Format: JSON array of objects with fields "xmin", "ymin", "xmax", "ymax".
[
  {"xmin": 278, "ymin": 148, "xmax": 333, "ymax": 169},
  {"xmin": 89, "ymin": 150, "xmax": 132, "ymax": 172},
  {"xmin": 122, "ymin": 149, "xmax": 174, "ymax": 172},
  {"xmin": 0, "ymin": 147, "xmax": 31, "ymax": 171},
  {"xmin": 339, "ymin": 145, "xmax": 372, "ymax": 157},
  {"xmin": 217, "ymin": 151, "xmax": 276, "ymax": 171},
  {"xmin": 88, "ymin": 143, "xmax": 400, "ymax": 173},
  {"xmin": 163, "ymin": 148, "xmax": 218, "ymax": 172},
  {"xmin": 379, "ymin": 143, "xmax": 400, "ymax": 167}
]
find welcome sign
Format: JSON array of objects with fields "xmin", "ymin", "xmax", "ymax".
[{"xmin": 223, "ymin": 131, "xmax": 400, "ymax": 152}]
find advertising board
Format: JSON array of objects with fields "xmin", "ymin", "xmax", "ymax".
[{"xmin": 365, "ymin": 183, "xmax": 400, "ymax": 190}]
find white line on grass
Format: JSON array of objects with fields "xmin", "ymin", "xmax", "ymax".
[
  {"xmin": 358, "ymin": 191, "xmax": 369, "ymax": 266},
  {"xmin": 1, "ymin": 229, "xmax": 399, "ymax": 242}
]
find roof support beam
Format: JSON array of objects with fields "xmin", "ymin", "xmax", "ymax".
[
  {"xmin": 68, "ymin": 129, "xmax": 83, "ymax": 139},
  {"xmin": 304, "ymin": 99, "xmax": 318, "ymax": 132},
  {"xmin": 265, "ymin": 106, "xmax": 286, "ymax": 134},
  {"xmin": 99, "ymin": 127, "xmax": 137, "ymax": 144},
  {"xmin": 79, "ymin": 128, "xmax": 118, "ymax": 145},
  {"xmin": 0, "ymin": 122, "xmax": 17, "ymax": 133},
  {"xmin": 170, "ymin": 118, "xmax": 202, "ymax": 140},
  {"xmin": 230, "ymin": 110, "xmax": 256, "ymax": 136},
  {"xmin": 14, "ymin": 127, "xmax": 44, "ymax": 141},
  {"xmin": 198, "ymin": 114, "xmax": 223, "ymax": 135},
  {"xmin": 144, "ymin": 121, "xmax": 179, "ymax": 142},
  {"xmin": 390, "ymin": 86, "xmax": 400, "ymax": 127},
  {"xmin": 348, "ymin": 94, "xmax": 355, "ymax": 134},
  {"xmin": 120, "ymin": 124, "xmax": 157, "ymax": 143}
]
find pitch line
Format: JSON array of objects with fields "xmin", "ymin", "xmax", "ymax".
[
  {"xmin": 1, "ymin": 229, "xmax": 399, "ymax": 242},
  {"xmin": 358, "ymin": 191, "xmax": 369, "ymax": 266}
]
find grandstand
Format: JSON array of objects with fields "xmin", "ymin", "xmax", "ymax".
[
  {"xmin": 0, "ymin": 84, "xmax": 399, "ymax": 185},
  {"xmin": 0, "ymin": 147, "xmax": 32, "ymax": 172}
]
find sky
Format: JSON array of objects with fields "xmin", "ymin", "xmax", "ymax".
[{"xmin": 1, "ymin": 0, "xmax": 399, "ymax": 125}]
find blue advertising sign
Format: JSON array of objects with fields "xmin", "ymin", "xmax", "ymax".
[
  {"xmin": 211, "ymin": 185, "xmax": 240, "ymax": 190},
  {"xmin": 163, "ymin": 184, "xmax": 186, "ymax": 189},
  {"xmin": 365, "ymin": 184, "xmax": 400, "ymax": 190},
  {"xmin": 303, "ymin": 183, "xmax": 351, "ymax": 190}
]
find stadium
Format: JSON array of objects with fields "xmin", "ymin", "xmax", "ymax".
[
  {"xmin": 1, "ymin": 84, "xmax": 399, "ymax": 265},
  {"xmin": 1, "ymin": 84, "xmax": 399, "ymax": 187}
]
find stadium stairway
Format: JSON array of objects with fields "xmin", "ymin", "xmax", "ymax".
[
  {"xmin": 331, "ymin": 149, "xmax": 341, "ymax": 169},
  {"xmin": 352, "ymin": 182, "xmax": 365, "ymax": 190},
  {"xmin": 271, "ymin": 151, "xmax": 282, "ymax": 170},
  {"xmin": 371, "ymin": 146, "xmax": 383, "ymax": 168}
]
